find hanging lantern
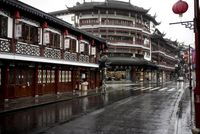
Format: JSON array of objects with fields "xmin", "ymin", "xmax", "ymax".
[
  {"xmin": 42, "ymin": 21, "xmax": 48, "ymax": 28},
  {"xmin": 172, "ymin": 0, "xmax": 188, "ymax": 17},
  {"xmin": 64, "ymin": 29, "xmax": 68, "ymax": 36},
  {"xmin": 91, "ymin": 40, "xmax": 95, "ymax": 45},
  {"xmin": 101, "ymin": 44, "xmax": 105, "ymax": 49},
  {"xmin": 78, "ymin": 34, "xmax": 83, "ymax": 40},
  {"xmin": 14, "ymin": 10, "xmax": 21, "ymax": 19}
]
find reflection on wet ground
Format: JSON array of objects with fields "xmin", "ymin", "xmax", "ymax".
[
  {"xmin": 38, "ymin": 82, "xmax": 192, "ymax": 134},
  {"xmin": 0, "ymin": 82, "xmax": 191, "ymax": 134},
  {"xmin": 0, "ymin": 85, "xmax": 142, "ymax": 134}
]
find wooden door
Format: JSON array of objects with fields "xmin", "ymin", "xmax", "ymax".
[
  {"xmin": 58, "ymin": 70, "xmax": 73, "ymax": 92},
  {"xmin": 14, "ymin": 67, "xmax": 34, "ymax": 98},
  {"xmin": 38, "ymin": 69, "xmax": 55, "ymax": 95}
]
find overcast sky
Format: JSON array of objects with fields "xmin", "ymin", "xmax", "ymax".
[{"xmin": 20, "ymin": 0, "xmax": 194, "ymax": 46}]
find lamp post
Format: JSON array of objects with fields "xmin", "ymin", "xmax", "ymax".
[
  {"xmin": 193, "ymin": 0, "xmax": 200, "ymax": 132},
  {"xmin": 171, "ymin": 0, "xmax": 200, "ymax": 132}
]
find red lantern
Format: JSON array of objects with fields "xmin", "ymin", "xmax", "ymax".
[
  {"xmin": 14, "ymin": 10, "xmax": 21, "ymax": 19},
  {"xmin": 42, "ymin": 21, "xmax": 48, "ymax": 28},
  {"xmin": 78, "ymin": 35, "xmax": 83, "ymax": 40},
  {"xmin": 64, "ymin": 29, "xmax": 68, "ymax": 36},
  {"xmin": 101, "ymin": 44, "xmax": 105, "ymax": 49},
  {"xmin": 172, "ymin": 0, "xmax": 188, "ymax": 17},
  {"xmin": 91, "ymin": 40, "xmax": 94, "ymax": 45}
]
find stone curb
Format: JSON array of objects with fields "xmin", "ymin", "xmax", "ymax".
[{"xmin": 0, "ymin": 91, "xmax": 102, "ymax": 114}]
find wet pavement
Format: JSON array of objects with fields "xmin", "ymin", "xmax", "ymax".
[{"xmin": 0, "ymin": 81, "xmax": 194, "ymax": 134}]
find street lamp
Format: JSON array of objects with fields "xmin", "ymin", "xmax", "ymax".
[
  {"xmin": 172, "ymin": 0, "xmax": 200, "ymax": 133},
  {"xmin": 193, "ymin": 0, "xmax": 200, "ymax": 132}
]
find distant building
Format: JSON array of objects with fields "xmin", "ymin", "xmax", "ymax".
[
  {"xmin": 0, "ymin": 0, "xmax": 106, "ymax": 101},
  {"xmin": 151, "ymin": 29, "xmax": 179, "ymax": 82},
  {"xmin": 51, "ymin": 0, "xmax": 160, "ymax": 82}
]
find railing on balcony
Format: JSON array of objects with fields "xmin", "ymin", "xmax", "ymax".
[
  {"xmin": 44, "ymin": 47, "xmax": 61, "ymax": 59},
  {"xmin": 0, "ymin": 38, "xmax": 10, "ymax": 53},
  {"xmin": 64, "ymin": 52, "xmax": 77, "ymax": 61},
  {"xmin": 16, "ymin": 42, "xmax": 40, "ymax": 56},
  {"xmin": 101, "ymin": 22, "xmax": 133, "ymax": 27},
  {"xmin": 152, "ymin": 49, "xmax": 176, "ymax": 59},
  {"xmin": 79, "ymin": 54, "xmax": 89, "ymax": 63},
  {"xmin": 109, "ymin": 40, "xmax": 133, "ymax": 44},
  {"xmin": 158, "ymin": 62, "xmax": 175, "ymax": 69},
  {"xmin": 135, "ymin": 39, "xmax": 144, "ymax": 45},
  {"xmin": 108, "ymin": 48, "xmax": 134, "ymax": 53},
  {"xmin": 0, "ymin": 38, "xmax": 97, "ymax": 64}
]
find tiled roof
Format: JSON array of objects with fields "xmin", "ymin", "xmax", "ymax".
[
  {"xmin": 68, "ymin": 1, "xmax": 147, "ymax": 13},
  {"xmin": 51, "ymin": 0, "xmax": 159, "ymax": 25},
  {"xmin": 0, "ymin": 0, "xmax": 106, "ymax": 43},
  {"xmin": 107, "ymin": 57, "xmax": 158, "ymax": 68}
]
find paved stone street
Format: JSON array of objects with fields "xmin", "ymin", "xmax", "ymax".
[
  {"xmin": 33, "ymin": 82, "xmax": 193, "ymax": 134},
  {"xmin": 0, "ymin": 81, "xmax": 194, "ymax": 134}
]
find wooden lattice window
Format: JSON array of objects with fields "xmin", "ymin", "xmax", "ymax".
[
  {"xmin": 47, "ymin": 70, "xmax": 51, "ymax": 83},
  {"xmin": 84, "ymin": 44, "xmax": 89, "ymax": 55},
  {"xmin": 65, "ymin": 71, "xmax": 68, "ymax": 82},
  {"xmin": 70, "ymin": 39, "xmax": 76, "ymax": 53},
  {"xmin": 59, "ymin": 70, "xmax": 62, "ymax": 82},
  {"xmin": 58, "ymin": 70, "xmax": 71, "ymax": 83},
  {"xmin": 61, "ymin": 71, "xmax": 65, "ymax": 82},
  {"xmin": 48, "ymin": 31, "xmax": 60, "ymax": 48},
  {"xmin": 69, "ymin": 71, "xmax": 71, "ymax": 82},
  {"xmin": 19, "ymin": 23, "xmax": 38, "ymax": 44},
  {"xmin": 0, "ymin": 15, "xmax": 8, "ymax": 38},
  {"xmin": 14, "ymin": 68, "xmax": 32, "ymax": 85},
  {"xmin": 38, "ymin": 70, "xmax": 42, "ymax": 83},
  {"xmin": 42, "ymin": 70, "xmax": 46, "ymax": 83},
  {"xmin": 51, "ymin": 70, "xmax": 55, "ymax": 83}
]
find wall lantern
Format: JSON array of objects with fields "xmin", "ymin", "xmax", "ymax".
[
  {"xmin": 14, "ymin": 10, "xmax": 21, "ymax": 19},
  {"xmin": 42, "ymin": 21, "xmax": 48, "ymax": 29},
  {"xmin": 78, "ymin": 34, "xmax": 83, "ymax": 40},
  {"xmin": 101, "ymin": 44, "xmax": 105, "ymax": 49},
  {"xmin": 172, "ymin": 0, "xmax": 188, "ymax": 17},
  {"xmin": 91, "ymin": 40, "xmax": 95, "ymax": 45},
  {"xmin": 64, "ymin": 29, "xmax": 69, "ymax": 36}
]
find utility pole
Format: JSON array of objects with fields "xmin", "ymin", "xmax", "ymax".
[
  {"xmin": 171, "ymin": 0, "xmax": 200, "ymax": 132},
  {"xmin": 193, "ymin": 0, "xmax": 200, "ymax": 132}
]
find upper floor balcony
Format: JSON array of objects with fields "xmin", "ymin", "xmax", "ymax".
[
  {"xmin": 79, "ymin": 17, "xmax": 151, "ymax": 33},
  {"xmin": 0, "ymin": 37, "xmax": 98, "ymax": 65},
  {"xmin": 151, "ymin": 49, "xmax": 176, "ymax": 61}
]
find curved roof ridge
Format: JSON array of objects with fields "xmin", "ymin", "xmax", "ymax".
[{"xmin": 68, "ymin": 0, "xmax": 148, "ymax": 13}]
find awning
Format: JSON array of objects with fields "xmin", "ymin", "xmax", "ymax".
[{"xmin": 107, "ymin": 57, "xmax": 158, "ymax": 69}]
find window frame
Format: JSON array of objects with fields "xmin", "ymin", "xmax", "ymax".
[
  {"xmin": 18, "ymin": 22, "xmax": 39, "ymax": 44},
  {"xmin": 0, "ymin": 15, "xmax": 8, "ymax": 38},
  {"xmin": 46, "ymin": 31, "xmax": 61, "ymax": 49}
]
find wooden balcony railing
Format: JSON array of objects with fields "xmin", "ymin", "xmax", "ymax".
[
  {"xmin": 0, "ymin": 38, "xmax": 98, "ymax": 64},
  {"xmin": 0, "ymin": 38, "xmax": 10, "ymax": 53}
]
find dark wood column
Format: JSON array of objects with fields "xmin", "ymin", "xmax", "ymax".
[
  {"xmin": 55, "ymin": 66, "xmax": 59, "ymax": 94},
  {"xmin": 2, "ymin": 63, "xmax": 9, "ymax": 101},
  {"xmin": 131, "ymin": 66, "xmax": 136, "ymax": 82},
  {"xmin": 33, "ymin": 64, "xmax": 39, "ymax": 97}
]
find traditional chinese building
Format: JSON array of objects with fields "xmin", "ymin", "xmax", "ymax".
[
  {"xmin": 151, "ymin": 29, "xmax": 179, "ymax": 82},
  {"xmin": 0, "ymin": 0, "xmax": 106, "ymax": 101},
  {"xmin": 50, "ymin": 0, "xmax": 159, "ymax": 82}
]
